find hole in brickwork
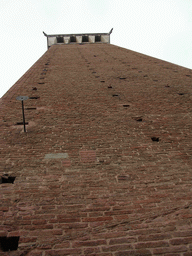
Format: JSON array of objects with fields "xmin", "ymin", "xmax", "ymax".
[
  {"xmin": 29, "ymin": 97, "xmax": 40, "ymax": 99},
  {"xmin": 16, "ymin": 122, "xmax": 28, "ymax": 125},
  {"xmin": 178, "ymin": 93, "xmax": 184, "ymax": 95},
  {"xmin": 119, "ymin": 77, "xmax": 126, "ymax": 80},
  {"xmin": 32, "ymin": 87, "xmax": 37, "ymax": 90},
  {"xmin": 186, "ymin": 74, "xmax": 191, "ymax": 77},
  {"xmin": 165, "ymin": 85, "xmax": 170, "ymax": 87},
  {"xmin": 132, "ymin": 117, "xmax": 142, "ymax": 121},
  {"xmin": 57, "ymin": 37, "xmax": 64, "ymax": 43},
  {"xmin": 45, "ymin": 63, "xmax": 49, "ymax": 65},
  {"xmin": 123, "ymin": 105, "xmax": 130, "ymax": 107},
  {"xmin": 100, "ymin": 80, "xmax": 105, "ymax": 83},
  {"xmin": 113, "ymin": 94, "xmax": 119, "ymax": 97},
  {"xmin": 94, "ymin": 55, "xmax": 97, "ymax": 57},
  {"xmin": 95, "ymin": 35, "xmax": 101, "ymax": 42},
  {"xmin": 82, "ymin": 36, "xmax": 89, "ymax": 42},
  {"xmin": 26, "ymin": 108, "xmax": 36, "ymax": 110},
  {"xmin": 0, "ymin": 174, "xmax": 16, "ymax": 184},
  {"xmin": 70, "ymin": 36, "xmax": 76, "ymax": 42},
  {"xmin": 151, "ymin": 137, "xmax": 159, "ymax": 142},
  {"xmin": 118, "ymin": 175, "xmax": 129, "ymax": 181},
  {"xmin": 108, "ymin": 86, "xmax": 112, "ymax": 88},
  {"xmin": 38, "ymin": 82, "xmax": 44, "ymax": 84},
  {"xmin": 0, "ymin": 237, "xmax": 19, "ymax": 251}
]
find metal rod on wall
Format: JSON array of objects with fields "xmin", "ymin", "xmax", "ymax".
[{"xmin": 16, "ymin": 96, "xmax": 29, "ymax": 133}]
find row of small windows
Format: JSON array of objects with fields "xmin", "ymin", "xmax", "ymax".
[{"xmin": 56, "ymin": 35, "xmax": 101, "ymax": 43}]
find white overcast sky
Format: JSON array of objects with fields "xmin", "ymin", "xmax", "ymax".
[{"xmin": 0, "ymin": 0, "xmax": 192, "ymax": 98}]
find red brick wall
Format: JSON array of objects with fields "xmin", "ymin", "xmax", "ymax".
[{"xmin": 0, "ymin": 44, "xmax": 192, "ymax": 255}]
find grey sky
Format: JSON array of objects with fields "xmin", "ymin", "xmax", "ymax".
[{"xmin": 0, "ymin": 0, "xmax": 192, "ymax": 98}]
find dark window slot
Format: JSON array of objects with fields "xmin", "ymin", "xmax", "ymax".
[
  {"xmin": 151, "ymin": 137, "xmax": 159, "ymax": 142},
  {"xmin": 95, "ymin": 35, "xmax": 101, "ymax": 42},
  {"xmin": 70, "ymin": 36, "xmax": 76, "ymax": 42},
  {"xmin": 0, "ymin": 237, "xmax": 19, "ymax": 251},
  {"xmin": 123, "ymin": 105, "xmax": 130, "ymax": 107},
  {"xmin": 57, "ymin": 37, "xmax": 64, "ymax": 43},
  {"xmin": 29, "ymin": 97, "xmax": 40, "ymax": 99},
  {"xmin": 0, "ymin": 174, "xmax": 16, "ymax": 184},
  {"xmin": 26, "ymin": 108, "xmax": 36, "ymax": 110},
  {"xmin": 82, "ymin": 36, "xmax": 89, "ymax": 42},
  {"xmin": 16, "ymin": 122, "xmax": 28, "ymax": 125}
]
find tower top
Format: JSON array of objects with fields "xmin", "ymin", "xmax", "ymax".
[{"xmin": 43, "ymin": 28, "xmax": 113, "ymax": 49}]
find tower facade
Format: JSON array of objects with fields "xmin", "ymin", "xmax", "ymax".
[{"xmin": 0, "ymin": 32, "xmax": 192, "ymax": 255}]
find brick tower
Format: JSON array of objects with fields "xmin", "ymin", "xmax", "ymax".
[{"xmin": 0, "ymin": 30, "xmax": 192, "ymax": 255}]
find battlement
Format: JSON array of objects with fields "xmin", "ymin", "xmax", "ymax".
[{"xmin": 43, "ymin": 28, "xmax": 113, "ymax": 49}]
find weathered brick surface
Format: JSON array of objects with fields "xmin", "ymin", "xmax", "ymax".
[{"xmin": 0, "ymin": 43, "xmax": 192, "ymax": 255}]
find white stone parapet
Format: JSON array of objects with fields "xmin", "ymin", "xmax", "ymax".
[{"xmin": 43, "ymin": 29, "xmax": 113, "ymax": 49}]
